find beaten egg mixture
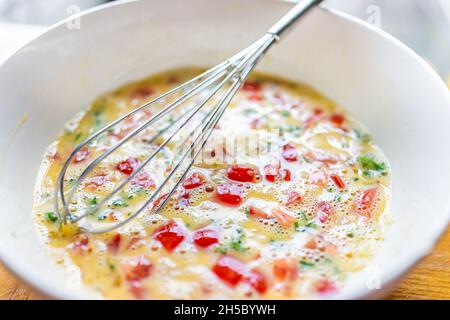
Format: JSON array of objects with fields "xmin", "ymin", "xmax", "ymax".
[{"xmin": 33, "ymin": 68, "xmax": 390, "ymax": 299}]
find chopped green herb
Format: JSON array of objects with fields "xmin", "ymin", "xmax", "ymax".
[
  {"xmin": 243, "ymin": 109, "xmax": 258, "ymax": 115},
  {"xmin": 96, "ymin": 214, "xmax": 107, "ymax": 221},
  {"xmin": 353, "ymin": 177, "xmax": 360, "ymax": 182},
  {"xmin": 280, "ymin": 110, "xmax": 291, "ymax": 117},
  {"xmin": 347, "ymin": 233, "xmax": 354, "ymax": 238},
  {"xmin": 354, "ymin": 129, "xmax": 372, "ymax": 144},
  {"xmin": 46, "ymin": 212, "xmax": 58, "ymax": 223},
  {"xmin": 89, "ymin": 197, "xmax": 97, "ymax": 206},
  {"xmin": 295, "ymin": 212, "xmax": 317, "ymax": 230},
  {"xmin": 111, "ymin": 199, "xmax": 128, "ymax": 207},
  {"xmin": 93, "ymin": 109, "xmax": 104, "ymax": 129},
  {"xmin": 305, "ymin": 221, "xmax": 317, "ymax": 229},
  {"xmin": 300, "ymin": 211, "xmax": 309, "ymax": 222},
  {"xmin": 285, "ymin": 125, "xmax": 300, "ymax": 133},
  {"xmin": 229, "ymin": 229, "xmax": 249, "ymax": 253},
  {"xmin": 74, "ymin": 132, "xmax": 83, "ymax": 142},
  {"xmin": 358, "ymin": 154, "xmax": 386, "ymax": 177},
  {"xmin": 299, "ymin": 260, "xmax": 315, "ymax": 268},
  {"xmin": 214, "ymin": 246, "xmax": 227, "ymax": 255},
  {"xmin": 358, "ymin": 155, "xmax": 385, "ymax": 171}
]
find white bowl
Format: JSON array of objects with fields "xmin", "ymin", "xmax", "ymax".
[{"xmin": 0, "ymin": 0, "xmax": 449, "ymax": 300}]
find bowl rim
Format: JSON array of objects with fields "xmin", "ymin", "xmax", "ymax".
[{"xmin": 0, "ymin": 0, "xmax": 449, "ymax": 300}]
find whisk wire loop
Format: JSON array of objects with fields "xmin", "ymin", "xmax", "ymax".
[{"xmin": 54, "ymin": 0, "xmax": 323, "ymax": 233}]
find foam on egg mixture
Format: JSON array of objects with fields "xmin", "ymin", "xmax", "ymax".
[{"xmin": 33, "ymin": 68, "xmax": 391, "ymax": 299}]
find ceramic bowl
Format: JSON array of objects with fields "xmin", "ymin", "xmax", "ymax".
[{"xmin": 0, "ymin": 0, "xmax": 449, "ymax": 299}]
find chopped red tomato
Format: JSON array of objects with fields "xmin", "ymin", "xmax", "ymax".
[
  {"xmin": 73, "ymin": 147, "xmax": 89, "ymax": 163},
  {"xmin": 245, "ymin": 270, "xmax": 267, "ymax": 294},
  {"xmin": 271, "ymin": 208, "xmax": 296, "ymax": 228},
  {"xmin": 281, "ymin": 143, "xmax": 298, "ymax": 162},
  {"xmin": 330, "ymin": 174, "xmax": 346, "ymax": 189},
  {"xmin": 250, "ymin": 118, "xmax": 263, "ymax": 130},
  {"xmin": 182, "ymin": 172, "xmax": 207, "ymax": 189},
  {"xmin": 353, "ymin": 187, "xmax": 379, "ymax": 219},
  {"xmin": 330, "ymin": 113, "xmax": 345, "ymax": 126},
  {"xmin": 72, "ymin": 233, "xmax": 89, "ymax": 254},
  {"xmin": 314, "ymin": 153, "xmax": 338, "ymax": 166},
  {"xmin": 314, "ymin": 108, "xmax": 324, "ymax": 116},
  {"xmin": 227, "ymin": 164, "xmax": 260, "ymax": 183},
  {"xmin": 122, "ymin": 255, "xmax": 152, "ymax": 281},
  {"xmin": 316, "ymin": 201, "xmax": 334, "ymax": 223},
  {"xmin": 263, "ymin": 159, "xmax": 281, "ymax": 183},
  {"xmin": 315, "ymin": 278, "xmax": 337, "ymax": 296},
  {"xmin": 324, "ymin": 243, "xmax": 339, "ymax": 255},
  {"xmin": 305, "ymin": 238, "xmax": 317, "ymax": 250},
  {"xmin": 131, "ymin": 172, "xmax": 156, "ymax": 189},
  {"xmin": 151, "ymin": 192, "xmax": 169, "ymax": 211},
  {"xmin": 304, "ymin": 108, "xmax": 324, "ymax": 128},
  {"xmin": 273, "ymin": 258, "xmax": 298, "ymax": 281},
  {"xmin": 193, "ymin": 228, "xmax": 219, "ymax": 248},
  {"xmin": 116, "ymin": 157, "xmax": 140, "ymax": 175},
  {"xmin": 131, "ymin": 87, "xmax": 154, "ymax": 99},
  {"xmin": 126, "ymin": 236, "xmax": 143, "ymax": 250},
  {"xmin": 249, "ymin": 206, "xmax": 270, "ymax": 219},
  {"xmin": 107, "ymin": 233, "xmax": 121, "ymax": 254},
  {"xmin": 213, "ymin": 256, "xmax": 268, "ymax": 294},
  {"xmin": 84, "ymin": 174, "xmax": 107, "ymax": 190},
  {"xmin": 212, "ymin": 256, "xmax": 246, "ymax": 286},
  {"xmin": 280, "ymin": 168, "xmax": 291, "ymax": 181},
  {"xmin": 285, "ymin": 191, "xmax": 303, "ymax": 206},
  {"xmin": 128, "ymin": 280, "xmax": 145, "ymax": 300},
  {"xmin": 242, "ymin": 81, "xmax": 261, "ymax": 92},
  {"xmin": 248, "ymin": 94, "xmax": 263, "ymax": 101},
  {"xmin": 153, "ymin": 220, "xmax": 185, "ymax": 251},
  {"xmin": 178, "ymin": 190, "xmax": 190, "ymax": 207},
  {"xmin": 309, "ymin": 170, "xmax": 328, "ymax": 187},
  {"xmin": 214, "ymin": 183, "xmax": 245, "ymax": 206}
]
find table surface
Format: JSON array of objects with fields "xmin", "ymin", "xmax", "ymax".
[{"xmin": 0, "ymin": 23, "xmax": 449, "ymax": 301}]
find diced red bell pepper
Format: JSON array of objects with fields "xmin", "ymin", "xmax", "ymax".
[
  {"xmin": 227, "ymin": 164, "xmax": 260, "ymax": 183},
  {"xmin": 271, "ymin": 208, "xmax": 296, "ymax": 229},
  {"xmin": 107, "ymin": 233, "xmax": 121, "ymax": 254},
  {"xmin": 353, "ymin": 187, "xmax": 379, "ymax": 219},
  {"xmin": 116, "ymin": 157, "xmax": 140, "ymax": 175},
  {"xmin": 330, "ymin": 174, "xmax": 346, "ymax": 189},
  {"xmin": 285, "ymin": 191, "xmax": 303, "ymax": 206},
  {"xmin": 153, "ymin": 220, "xmax": 185, "ymax": 251},
  {"xmin": 73, "ymin": 147, "xmax": 89, "ymax": 163},
  {"xmin": 330, "ymin": 113, "xmax": 345, "ymax": 126},
  {"xmin": 273, "ymin": 258, "xmax": 298, "ymax": 281},
  {"xmin": 214, "ymin": 183, "xmax": 245, "ymax": 206},
  {"xmin": 281, "ymin": 143, "xmax": 298, "ymax": 162},
  {"xmin": 193, "ymin": 228, "xmax": 219, "ymax": 248},
  {"xmin": 122, "ymin": 255, "xmax": 152, "ymax": 281},
  {"xmin": 182, "ymin": 172, "xmax": 207, "ymax": 189},
  {"xmin": 309, "ymin": 170, "xmax": 328, "ymax": 187},
  {"xmin": 316, "ymin": 201, "xmax": 334, "ymax": 223},
  {"xmin": 131, "ymin": 172, "xmax": 156, "ymax": 189},
  {"xmin": 212, "ymin": 256, "xmax": 246, "ymax": 286},
  {"xmin": 245, "ymin": 270, "xmax": 268, "ymax": 294}
]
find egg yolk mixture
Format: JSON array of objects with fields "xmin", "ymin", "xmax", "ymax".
[{"xmin": 33, "ymin": 68, "xmax": 391, "ymax": 299}]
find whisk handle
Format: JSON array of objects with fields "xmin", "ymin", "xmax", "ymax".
[{"xmin": 268, "ymin": 0, "xmax": 324, "ymax": 38}]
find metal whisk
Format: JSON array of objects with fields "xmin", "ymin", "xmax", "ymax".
[{"xmin": 55, "ymin": 0, "xmax": 323, "ymax": 233}]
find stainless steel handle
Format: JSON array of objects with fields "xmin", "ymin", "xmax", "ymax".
[{"xmin": 268, "ymin": 0, "xmax": 324, "ymax": 37}]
